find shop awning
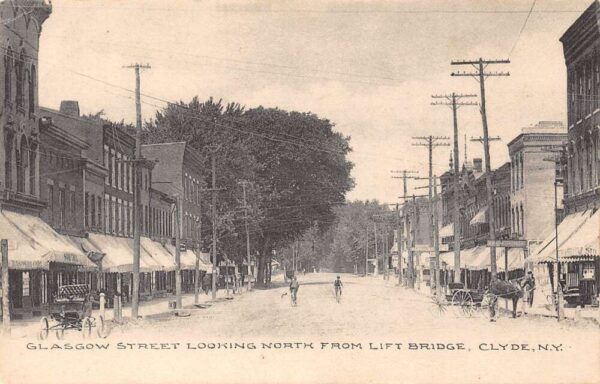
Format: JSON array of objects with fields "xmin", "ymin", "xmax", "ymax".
[
  {"xmin": 141, "ymin": 237, "xmax": 176, "ymax": 271},
  {"xmin": 557, "ymin": 208, "xmax": 600, "ymax": 261},
  {"xmin": 470, "ymin": 208, "xmax": 487, "ymax": 225},
  {"xmin": 87, "ymin": 233, "xmax": 162, "ymax": 273},
  {"xmin": 440, "ymin": 246, "xmax": 483, "ymax": 269},
  {"xmin": 0, "ymin": 211, "xmax": 95, "ymax": 270},
  {"xmin": 164, "ymin": 244, "xmax": 212, "ymax": 271},
  {"xmin": 439, "ymin": 223, "xmax": 454, "ymax": 238},
  {"xmin": 529, "ymin": 210, "xmax": 595, "ymax": 264}
]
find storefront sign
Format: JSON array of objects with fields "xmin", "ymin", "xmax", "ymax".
[{"xmin": 487, "ymin": 240, "xmax": 527, "ymax": 248}]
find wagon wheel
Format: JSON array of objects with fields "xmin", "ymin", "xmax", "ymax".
[
  {"xmin": 81, "ymin": 317, "xmax": 93, "ymax": 339},
  {"xmin": 39, "ymin": 317, "xmax": 50, "ymax": 340},
  {"xmin": 429, "ymin": 295, "xmax": 448, "ymax": 317},
  {"xmin": 479, "ymin": 292, "xmax": 496, "ymax": 320},
  {"xmin": 452, "ymin": 290, "xmax": 474, "ymax": 317},
  {"xmin": 97, "ymin": 316, "xmax": 111, "ymax": 339},
  {"xmin": 55, "ymin": 326, "xmax": 65, "ymax": 340}
]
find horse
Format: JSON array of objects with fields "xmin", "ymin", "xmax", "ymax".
[{"xmin": 489, "ymin": 278, "xmax": 524, "ymax": 319}]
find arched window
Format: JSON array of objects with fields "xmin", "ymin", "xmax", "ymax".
[
  {"xmin": 4, "ymin": 132, "xmax": 14, "ymax": 190},
  {"xmin": 29, "ymin": 141, "xmax": 37, "ymax": 195},
  {"xmin": 28, "ymin": 64, "xmax": 35, "ymax": 115},
  {"xmin": 17, "ymin": 136, "xmax": 28, "ymax": 193},
  {"xmin": 4, "ymin": 47, "xmax": 12, "ymax": 103},
  {"xmin": 15, "ymin": 50, "xmax": 25, "ymax": 108}
]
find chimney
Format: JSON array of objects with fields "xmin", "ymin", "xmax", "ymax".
[
  {"xmin": 59, "ymin": 100, "xmax": 80, "ymax": 117},
  {"xmin": 473, "ymin": 158, "xmax": 482, "ymax": 172}
]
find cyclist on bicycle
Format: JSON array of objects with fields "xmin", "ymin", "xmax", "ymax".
[
  {"xmin": 334, "ymin": 276, "xmax": 343, "ymax": 300},
  {"xmin": 289, "ymin": 276, "xmax": 299, "ymax": 305}
]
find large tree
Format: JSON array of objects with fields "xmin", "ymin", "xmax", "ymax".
[{"xmin": 143, "ymin": 98, "xmax": 354, "ymax": 286}]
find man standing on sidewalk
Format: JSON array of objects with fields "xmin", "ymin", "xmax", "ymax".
[{"xmin": 521, "ymin": 271, "xmax": 536, "ymax": 313}]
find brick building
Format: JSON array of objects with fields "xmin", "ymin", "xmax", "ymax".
[
  {"xmin": 507, "ymin": 121, "xmax": 567, "ymax": 244},
  {"xmin": 529, "ymin": 1, "xmax": 600, "ymax": 307}
]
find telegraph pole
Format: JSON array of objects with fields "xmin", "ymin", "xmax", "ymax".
[
  {"xmin": 123, "ymin": 63, "xmax": 151, "ymax": 320},
  {"xmin": 374, "ymin": 220, "xmax": 378, "ymax": 276},
  {"xmin": 452, "ymin": 58, "xmax": 509, "ymax": 277},
  {"xmin": 431, "ymin": 93, "xmax": 477, "ymax": 282},
  {"xmin": 201, "ymin": 143, "xmax": 226, "ymax": 300},
  {"xmin": 412, "ymin": 136, "xmax": 449, "ymax": 293},
  {"xmin": 433, "ymin": 176, "xmax": 442, "ymax": 298},
  {"xmin": 239, "ymin": 181, "xmax": 252, "ymax": 291},
  {"xmin": 392, "ymin": 170, "xmax": 418, "ymax": 286},
  {"xmin": 365, "ymin": 227, "xmax": 369, "ymax": 276}
]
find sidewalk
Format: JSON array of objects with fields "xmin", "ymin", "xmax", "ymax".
[
  {"xmin": 406, "ymin": 279, "xmax": 600, "ymax": 325},
  {"xmin": 6, "ymin": 287, "xmax": 252, "ymax": 339}
]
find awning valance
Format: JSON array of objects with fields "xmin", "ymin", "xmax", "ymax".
[
  {"xmin": 0, "ymin": 211, "xmax": 95, "ymax": 270},
  {"xmin": 470, "ymin": 208, "xmax": 487, "ymax": 225}
]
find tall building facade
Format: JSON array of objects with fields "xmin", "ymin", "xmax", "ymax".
[
  {"xmin": 507, "ymin": 121, "xmax": 568, "ymax": 244},
  {"xmin": 1, "ymin": 0, "xmax": 51, "ymax": 213},
  {"xmin": 561, "ymin": 0, "xmax": 600, "ymax": 214}
]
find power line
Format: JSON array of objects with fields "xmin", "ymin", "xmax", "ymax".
[{"xmin": 509, "ymin": 0, "xmax": 538, "ymax": 58}]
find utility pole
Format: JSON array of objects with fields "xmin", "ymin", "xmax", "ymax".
[
  {"xmin": 398, "ymin": 194, "xmax": 428, "ymax": 288},
  {"xmin": 374, "ymin": 220, "xmax": 378, "ymax": 276},
  {"xmin": 1, "ymin": 240, "xmax": 10, "ymax": 335},
  {"xmin": 239, "ymin": 181, "xmax": 252, "ymax": 291},
  {"xmin": 365, "ymin": 227, "xmax": 369, "ymax": 276},
  {"xmin": 542, "ymin": 147, "xmax": 566, "ymax": 321},
  {"xmin": 174, "ymin": 196, "xmax": 183, "ymax": 309},
  {"xmin": 431, "ymin": 93, "xmax": 477, "ymax": 283},
  {"xmin": 123, "ymin": 63, "xmax": 151, "ymax": 320},
  {"xmin": 412, "ymin": 136, "xmax": 449, "ymax": 293},
  {"xmin": 452, "ymin": 58, "xmax": 509, "ymax": 277},
  {"xmin": 211, "ymin": 148, "xmax": 218, "ymax": 300},
  {"xmin": 392, "ymin": 170, "xmax": 418, "ymax": 286},
  {"xmin": 200, "ymin": 143, "xmax": 226, "ymax": 300},
  {"xmin": 194, "ymin": 216, "xmax": 201, "ymax": 305},
  {"xmin": 433, "ymin": 175, "xmax": 442, "ymax": 298}
]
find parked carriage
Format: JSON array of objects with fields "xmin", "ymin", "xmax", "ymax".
[{"xmin": 39, "ymin": 284, "xmax": 107, "ymax": 339}]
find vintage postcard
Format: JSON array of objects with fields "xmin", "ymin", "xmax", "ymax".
[{"xmin": 0, "ymin": 1, "xmax": 599, "ymax": 383}]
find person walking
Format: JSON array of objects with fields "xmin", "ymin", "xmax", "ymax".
[
  {"xmin": 334, "ymin": 276, "xmax": 343, "ymax": 303},
  {"xmin": 289, "ymin": 276, "xmax": 300, "ymax": 306}
]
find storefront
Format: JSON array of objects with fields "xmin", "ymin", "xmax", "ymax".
[
  {"xmin": 529, "ymin": 209, "xmax": 599, "ymax": 307},
  {"xmin": 0, "ymin": 210, "xmax": 96, "ymax": 319}
]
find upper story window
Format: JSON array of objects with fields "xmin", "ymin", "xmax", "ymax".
[
  {"xmin": 110, "ymin": 148, "xmax": 116, "ymax": 188},
  {"xmin": 103, "ymin": 145, "xmax": 109, "ymax": 185},
  {"xmin": 4, "ymin": 47, "xmax": 12, "ymax": 104},
  {"xmin": 28, "ymin": 64, "xmax": 35, "ymax": 116},
  {"xmin": 15, "ymin": 51, "xmax": 25, "ymax": 109}
]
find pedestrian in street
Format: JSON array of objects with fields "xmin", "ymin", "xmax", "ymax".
[
  {"xmin": 202, "ymin": 273, "xmax": 212, "ymax": 295},
  {"xmin": 521, "ymin": 271, "xmax": 536, "ymax": 312},
  {"xmin": 289, "ymin": 276, "xmax": 300, "ymax": 306}
]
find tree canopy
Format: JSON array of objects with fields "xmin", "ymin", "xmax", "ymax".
[{"xmin": 143, "ymin": 97, "xmax": 354, "ymax": 285}]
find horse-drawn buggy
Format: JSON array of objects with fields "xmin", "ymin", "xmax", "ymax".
[{"xmin": 39, "ymin": 284, "xmax": 108, "ymax": 340}]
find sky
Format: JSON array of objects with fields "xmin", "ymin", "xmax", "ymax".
[{"xmin": 36, "ymin": 0, "xmax": 593, "ymax": 204}]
